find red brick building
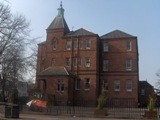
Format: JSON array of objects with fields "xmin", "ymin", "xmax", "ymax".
[
  {"xmin": 36, "ymin": 3, "xmax": 139, "ymax": 107},
  {"xmin": 100, "ymin": 31, "xmax": 139, "ymax": 107}
]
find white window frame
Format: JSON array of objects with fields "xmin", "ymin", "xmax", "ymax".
[
  {"xmin": 79, "ymin": 40, "xmax": 83, "ymax": 49},
  {"xmin": 126, "ymin": 60, "xmax": 132, "ymax": 71},
  {"xmin": 126, "ymin": 80, "xmax": 132, "ymax": 92},
  {"xmin": 74, "ymin": 39, "xmax": 78, "ymax": 50},
  {"xmin": 126, "ymin": 41, "xmax": 132, "ymax": 51},
  {"xmin": 103, "ymin": 42, "xmax": 109, "ymax": 52},
  {"xmin": 73, "ymin": 57, "xmax": 77, "ymax": 67},
  {"xmin": 78, "ymin": 57, "xmax": 82, "ymax": 67},
  {"xmin": 86, "ymin": 39, "xmax": 91, "ymax": 49},
  {"xmin": 114, "ymin": 80, "xmax": 120, "ymax": 92},
  {"xmin": 66, "ymin": 40, "xmax": 71, "ymax": 50},
  {"xmin": 85, "ymin": 57, "xmax": 90, "ymax": 67},
  {"xmin": 103, "ymin": 60, "xmax": 109, "ymax": 71},
  {"xmin": 65, "ymin": 57, "xmax": 70, "ymax": 67}
]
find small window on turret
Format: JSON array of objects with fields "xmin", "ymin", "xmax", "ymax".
[{"xmin": 52, "ymin": 40, "xmax": 57, "ymax": 50}]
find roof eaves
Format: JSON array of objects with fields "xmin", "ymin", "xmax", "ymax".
[
  {"xmin": 64, "ymin": 67, "xmax": 69, "ymax": 75},
  {"xmin": 38, "ymin": 41, "xmax": 46, "ymax": 45}
]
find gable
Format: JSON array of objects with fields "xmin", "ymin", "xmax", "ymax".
[{"xmin": 101, "ymin": 30, "xmax": 136, "ymax": 39}]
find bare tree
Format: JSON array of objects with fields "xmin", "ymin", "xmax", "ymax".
[
  {"xmin": 0, "ymin": 2, "xmax": 37, "ymax": 102},
  {"xmin": 155, "ymin": 69, "xmax": 160, "ymax": 94}
]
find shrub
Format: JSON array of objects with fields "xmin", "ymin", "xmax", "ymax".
[
  {"xmin": 97, "ymin": 88, "xmax": 106, "ymax": 110},
  {"xmin": 148, "ymin": 95, "xmax": 156, "ymax": 111}
]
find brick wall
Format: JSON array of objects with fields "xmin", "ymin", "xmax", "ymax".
[{"xmin": 100, "ymin": 37, "xmax": 139, "ymax": 106}]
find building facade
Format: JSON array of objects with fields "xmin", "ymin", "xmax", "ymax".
[
  {"xmin": 100, "ymin": 31, "xmax": 139, "ymax": 107},
  {"xmin": 138, "ymin": 81, "xmax": 154, "ymax": 107},
  {"xmin": 36, "ymin": 3, "xmax": 139, "ymax": 107}
]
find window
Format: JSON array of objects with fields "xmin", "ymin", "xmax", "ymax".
[
  {"xmin": 73, "ymin": 57, "xmax": 77, "ymax": 67},
  {"xmin": 141, "ymin": 89, "xmax": 145, "ymax": 95},
  {"xmin": 126, "ymin": 60, "xmax": 132, "ymax": 71},
  {"xmin": 57, "ymin": 80, "xmax": 64, "ymax": 92},
  {"xmin": 85, "ymin": 78, "xmax": 90, "ymax": 90},
  {"xmin": 103, "ymin": 80, "xmax": 108, "ymax": 91},
  {"xmin": 103, "ymin": 60, "xmax": 109, "ymax": 71},
  {"xmin": 103, "ymin": 42, "xmax": 109, "ymax": 52},
  {"xmin": 79, "ymin": 40, "xmax": 83, "ymax": 49},
  {"xmin": 85, "ymin": 57, "xmax": 90, "ymax": 67},
  {"xmin": 75, "ymin": 79, "xmax": 80, "ymax": 90},
  {"xmin": 39, "ymin": 80, "xmax": 46, "ymax": 91},
  {"xmin": 66, "ymin": 40, "xmax": 71, "ymax": 50},
  {"xmin": 126, "ymin": 41, "xmax": 132, "ymax": 51},
  {"xmin": 65, "ymin": 57, "xmax": 70, "ymax": 67},
  {"xmin": 74, "ymin": 39, "xmax": 78, "ymax": 49},
  {"xmin": 126, "ymin": 80, "xmax": 132, "ymax": 92},
  {"xmin": 51, "ymin": 58, "xmax": 55, "ymax": 66},
  {"xmin": 86, "ymin": 39, "xmax": 91, "ymax": 49},
  {"xmin": 52, "ymin": 40, "xmax": 57, "ymax": 50},
  {"xmin": 114, "ymin": 80, "xmax": 120, "ymax": 92},
  {"xmin": 78, "ymin": 57, "xmax": 82, "ymax": 66}
]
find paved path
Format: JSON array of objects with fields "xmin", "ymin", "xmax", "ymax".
[
  {"xmin": 1, "ymin": 113, "xmax": 157, "ymax": 120},
  {"xmin": 1, "ymin": 114, "xmax": 140, "ymax": 120}
]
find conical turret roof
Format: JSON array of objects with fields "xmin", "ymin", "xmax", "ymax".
[{"xmin": 47, "ymin": 2, "xmax": 70, "ymax": 33}]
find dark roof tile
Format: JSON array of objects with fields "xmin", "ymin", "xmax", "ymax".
[
  {"xmin": 66, "ymin": 28, "xmax": 95, "ymax": 37},
  {"xmin": 101, "ymin": 30, "xmax": 136, "ymax": 39},
  {"xmin": 47, "ymin": 16, "xmax": 70, "ymax": 33},
  {"xmin": 38, "ymin": 66, "xmax": 69, "ymax": 76},
  {"xmin": 38, "ymin": 41, "xmax": 46, "ymax": 45},
  {"xmin": 139, "ymin": 81, "xmax": 153, "ymax": 87}
]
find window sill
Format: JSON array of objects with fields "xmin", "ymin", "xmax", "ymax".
[
  {"xmin": 126, "ymin": 69, "xmax": 132, "ymax": 71},
  {"xmin": 75, "ymin": 89, "xmax": 80, "ymax": 91},
  {"xmin": 84, "ymin": 89, "xmax": 90, "ymax": 91},
  {"xmin": 57, "ymin": 91, "xmax": 64, "ymax": 93},
  {"xmin": 114, "ymin": 90, "xmax": 120, "ymax": 92},
  {"xmin": 126, "ymin": 90, "xmax": 132, "ymax": 92}
]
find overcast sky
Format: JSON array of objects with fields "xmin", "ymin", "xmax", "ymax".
[{"xmin": 5, "ymin": 0, "xmax": 160, "ymax": 87}]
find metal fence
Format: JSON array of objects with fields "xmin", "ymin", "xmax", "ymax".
[
  {"xmin": 0, "ymin": 100, "xmax": 160, "ymax": 119},
  {"xmin": 20, "ymin": 100, "xmax": 160, "ymax": 119}
]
